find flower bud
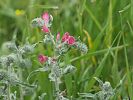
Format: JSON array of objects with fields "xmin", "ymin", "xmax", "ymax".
[
  {"xmin": 63, "ymin": 65, "xmax": 76, "ymax": 74},
  {"xmin": 31, "ymin": 18, "xmax": 44, "ymax": 27},
  {"xmin": 0, "ymin": 54, "xmax": 17, "ymax": 67},
  {"xmin": 42, "ymin": 12, "xmax": 50, "ymax": 23},
  {"xmin": 2, "ymin": 41, "xmax": 17, "ymax": 52},
  {"xmin": 56, "ymin": 32, "xmax": 60, "ymax": 42},
  {"xmin": 62, "ymin": 32, "xmax": 70, "ymax": 42},
  {"xmin": 102, "ymin": 81, "xmax": 112, "ymax": 92},
  {"xmin": 75, "ymin": 42, "xmax": 88, "ymax": 53},
  {"xmin": 21, "ymin": 44, "xmax": 34, "ymax": 54},
  {"xmin": 43, "ymin": 34, "xmax": 54, "ymax": 44},
  {"xmin": 38, "ymin": 54, "xmax": 48, "ymax": 64}
]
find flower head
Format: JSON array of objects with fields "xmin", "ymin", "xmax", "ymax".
[
  {"xmin": 42, "ymin": 12, "xmax": 50, "ymax": 23},
  {"xmin": 67, "ymin": 36, "xmax": 75, "ymax": 45},
  {"xmin": 31, "ymin": 12, "xmax": 53, "ymax": 33},
  {"xmin": 62, "ymin": 32, "xmax": 70, "ymax": 42},
  {"xmin": 62, "ymin": 32, "xmax": 75, "ymax": 45},
  {"xmin": 38, "ymin": 54, "xmax": 48, "ymax": 64},
  {"xmin": 41, "ymin": 12, "xmax": 53, "ymax": 33}
]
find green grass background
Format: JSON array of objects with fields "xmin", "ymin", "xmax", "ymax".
[{"xmin": 0, "ymin": 0, "xmax": 133, "ymax": 99}]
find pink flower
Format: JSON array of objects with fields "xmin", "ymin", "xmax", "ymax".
[
  {"xmin": 41, "ymin": 12, "xmax": 51, "ymax": 33},
  {"xmin": 62, "ymin": 32, "xmax": 75, "ymax": 45},
  {"xmin": 56, "ymin": 32, "xmax": 60, "ymax": 41},
  {"xmin": 38, "ymin": 54, "xmax": 48, "ymax": 64},
  {"xmin": 41, "ymin": 25, "xmax": 50, "ymax": 33},
  {"xmin": 67, "ymin": 36, "xmax": 75, "ymax": 45},
  {"xmin": 42, "ymin": 12, "xmax": 50, "ymax": 23},
  {"xmin": 62, "ymin": 32, "xmax": 70, "ymax": 42}
]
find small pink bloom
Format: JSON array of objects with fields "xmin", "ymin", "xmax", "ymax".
[
  {"xmin": 56, "ymin": 32, "xmax": 60, "ymax": 41},
  {"xmin": 67, "ymin": 36, "xmax": 75, "ymax": 45},
  {"xmin": 42, "ymin": 12, "xmax": 49, "ymax": 23},
  {"xmin": 62, "ymin": 32, "xmax": 70, "ymax": 42},
  {"xmin": 41, "ymin": 25, "xmax": 50, "ymax": 33},
  {"xmin": 38, "ymin": 54, "xmax": 48, "ymax": 64}
]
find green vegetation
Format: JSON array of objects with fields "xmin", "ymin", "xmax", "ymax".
[{"xmin": 0, "ymin": 0, "xmax": 133, "ymax": 99}]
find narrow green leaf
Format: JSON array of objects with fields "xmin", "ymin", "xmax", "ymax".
[{"xmin": 84, "ymin": 31, "xmax": 121, "ymax": 92}]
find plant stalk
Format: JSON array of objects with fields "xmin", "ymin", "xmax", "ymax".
[
  {"xmin": 49, "ymin": 32, "xmax": 60, "ymax": 99},
  {"xmin": 7, "ymin": 65, "xmax": 11, "ymax": 100}
]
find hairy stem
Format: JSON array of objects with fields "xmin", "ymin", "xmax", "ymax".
[
  {"xmin": 7, "ymin": 84, "xmax": 11, "ymax": 100},
  {"xmin": 7, "ymin": 65, "xmax": 11, "ymax": 100},
  {"xmin": 49, "ymin": 32, "xmax": 61, "ymax": 99},
  {"xmin": 17, "ymin": 50, "xmax": 24, "ymax": 100},
  {"xmin": 18, "ymin": 67, "xmax": 24, "ymax": 100},
  {"xmin": 49, "ymin": 32, "xmax": 55, "ymax": 45},
  {"xmin": 55, "ymin": 77, "xmax": 60, "ymax": 99}
]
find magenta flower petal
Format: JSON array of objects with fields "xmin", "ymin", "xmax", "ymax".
[
  {"xmin": 67, "ymin": 36, "xmax": 75, "ymax": 45},
  {"xmin": 41, "ymin": 25, "xmax": 50, "ymax": 33},
  {"xmin": 38, "ymin": 54, "xmax": 48, "ymax": 64},
  {"xmin": 56, "ymin": 32, "xmax": 60, "ymax": 41},
  {"xmin": 62, "ymin": 32, "xmax": 70, "ymax": 42},
  {"xmin": 42, "ymin": 12, "xmax": 49, "ymax": 23}
]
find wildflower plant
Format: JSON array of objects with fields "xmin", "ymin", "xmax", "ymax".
[
  {"xmin": 28, "ymin": 12, "xmax": 88, "ymax": 100},
  {"xmin": 0, "ymin": 11, "xmax": 87, "ymax": 100},
  {"xmin": 0, "ymin": 11, "xmax": 125, "ymax": 100},
  {"xmin": 0, "ymin": 41, "xmax": 36, "ymax": 99},
  {"xmin": 0, "ymin": 10, "xmax": 127, "ymax": 100}
]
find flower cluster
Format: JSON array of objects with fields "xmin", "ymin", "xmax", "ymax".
[
  {"xmin": 31, "ymin": 12, "xmax": 53, "ymax": 33},
  {"xmin": 55, "ymin": 32, "xmax": 76, "ymax": 55},
  {"xmin": 56, "ymin": 32, "xmax": 76, "ymax": 46},
  {"xmin": 61, "ymin": 32, "xmax": 75, "ymax": 45},
  {"xmin": 55, "ymin": 32, "xmax": 88, "ymax": 55}
]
